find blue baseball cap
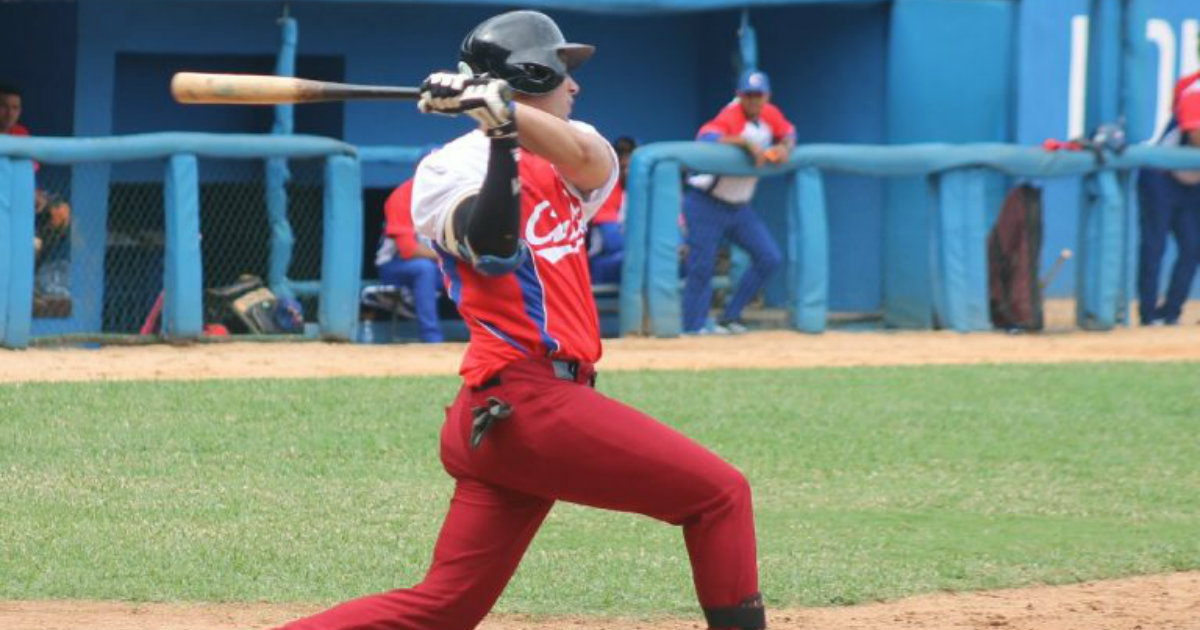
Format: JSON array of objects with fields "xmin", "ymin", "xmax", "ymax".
[{"xmin": 737, "ymin": 70, "xmax": 771, "ymax": 95}]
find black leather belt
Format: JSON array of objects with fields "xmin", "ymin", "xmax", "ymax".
[{"xmin": 474, "ymin": 359, "xmax": 585, "ymax": 391}]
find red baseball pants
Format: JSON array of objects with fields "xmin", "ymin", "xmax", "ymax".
[{"xmin": 276, "ymin": 357, "xmax": 760, "ymax": 630}]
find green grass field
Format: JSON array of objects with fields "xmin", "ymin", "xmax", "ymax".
[{"xmin": 2, "ymin": 363, "xmax": 1198, "ymax": 618}]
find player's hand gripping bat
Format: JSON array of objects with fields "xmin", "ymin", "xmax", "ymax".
[{"xmin": 170, "ymin": 72, "xmax": 420, "ymax": 105}]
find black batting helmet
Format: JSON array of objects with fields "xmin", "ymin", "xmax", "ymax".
[{"xmin": 459, "ymin": 10, "xmax": 594, "ymax": 95}]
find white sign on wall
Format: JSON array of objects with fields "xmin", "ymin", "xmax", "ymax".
[{"xmin": 1068, "ymin": 15, "xmax": 1199, "ymax": 140}]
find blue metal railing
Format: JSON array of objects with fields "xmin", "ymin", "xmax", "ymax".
[
  {"xmin": 10, "ymin": 134, "xmax": 1200, "ymax": 348},
  {"xmin": 623, "ymin": 141, "xmax": 1200, "ymax": 336},
  {"xmin": 0, "ymin": 132, "xmax": 359, "ymax": 348}
]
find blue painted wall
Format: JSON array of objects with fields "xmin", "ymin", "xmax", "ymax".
[
  {"xmin": 38, "ymin": 0, "xmax": 894, "ymax": 315},
  {"xmin": 883, "ymin": 0, "xmax": 1015, "ymax": 328},
  {"xmin": 752, "ymin": 2, "xmax": 888, "ymax": 312},
  {"xmin": 1016, "ymin": 0, "xmax": 1200, "ymax": 306},
  {"xmin": 0, "ymin": 3, "xmax": 77, "ymax": 137}
]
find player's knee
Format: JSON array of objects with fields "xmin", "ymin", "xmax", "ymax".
[
  {"xmin": 711, "ymin": 465, "xmax": 753, "ymax": 511},
  {"xmin": 756, "ymin": 247, "xmax": 782, "ymax": 274}
]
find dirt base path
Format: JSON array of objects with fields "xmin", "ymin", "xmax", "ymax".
[
  {"xmin": 4, "ymin": 325, "xmax": 1199, "ymax": 384},
  {"xmin": 3, "ymin": 309, "xmax": 1199, "ymax": 628},
  {"xmin": 4, "ymin": 571, "xmax": 1199, "ymax": 630}
]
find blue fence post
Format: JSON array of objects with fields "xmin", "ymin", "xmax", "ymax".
[
  {"xmin": 789, "ymin": 168, "xmax": 828, "ymax": 333},
  {"xmin": 1076, "ymin": 170, "xmax": 1123, "ymax": 329},
  {"xmin": 646, "ymin": 161, "xmax": 683, "ymax": 337},
  {"xmin": 2, "ymin": 159, "xmax": 36, "ymax": 348},
  {"xmin": 619, "ymin": 150, "xmax": 653, "ymax": 336},
  {"xmin": 266, "ymin": 14, "xmax": 299, "ymax": 300},
  {"xmin": 0, "ymin": 158, "xmax": 10, "ymax": 344},
  {"xmin": 163, "ymin": 154, "xmax": 204, "ymax": 339},
  {"xmin": 934, "ymin": 168, "xmax": 991, "ymax": 332},
  {"xmin": 320, "ymin": 154, "xmax": 363, "ymax": 341}
]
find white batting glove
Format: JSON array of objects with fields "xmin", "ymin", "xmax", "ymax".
[
  {"xmin": 418, "ymin": 72, "xmax": 470, "ymax": 115},
  {"xmin": 460, "ymin": 79, "xmax": 516, "ymax": 138},
  {"xmin": 418, "ymin": 73, "xmax": 516, "ymax": 138}
]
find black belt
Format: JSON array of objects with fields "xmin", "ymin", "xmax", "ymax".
[
  {"xmin": 469, "ymin": 359, "xmax": 590, "ymax": 449},
  {"xmin": 474, "ymin": 359, "xmax": 586, "ymax": 392}
]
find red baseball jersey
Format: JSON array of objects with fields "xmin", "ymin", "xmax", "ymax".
[
  {"xmin": 591, "ymin": 179, "xmax": 624, "ymax": 225},
  {"xmin": 687, "ymin": 101, "xmax": 796, "ymax": 203},
  {"xmin": 375, "ymin": 178, "xmax": 424, "ymax": 266},
  {"xmin": 1175, "ymin": 72, "xmax": 1200, "ymax": 132},
  {"xmin": 412, "ymin": 125, "xmax": 618, "ymax": 386}
]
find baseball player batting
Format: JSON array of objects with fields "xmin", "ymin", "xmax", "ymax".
[{"xmin": 273, "ymin": 10, "xmax": 766, "ymax": 630}]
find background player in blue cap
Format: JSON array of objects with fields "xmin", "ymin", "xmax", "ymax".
[{"xmin": 681, "ymin": 70, "xmax": 795, "ymax": 334}]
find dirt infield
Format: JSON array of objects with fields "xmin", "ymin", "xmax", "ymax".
[
  {"xmin": 4, "ymin": 571, "xmax": 1200, "ymax": 629},
  {"xmin": 4, "ymin": 325, "xmax": 1200, "ymax": 384},
  {"xmin": 3, "ymin": 313, "xmax": 1199, "ymax": 629}
]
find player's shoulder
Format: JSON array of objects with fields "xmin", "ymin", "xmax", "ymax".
[
  {"xmin": 713, "ymin": 100, "xmax": 746, "ymax": 123},
  {"xmin": 418, "ymin": 130, "xmax": 486, "ymax": 174},
  {"xmin": 417, "ymin": 129, "xmax": 482, "ymax": 175},
  {"xmin": 567, "ymin": 119, "xmax": 603, "ymax": 137},
  {"xmin": 415, "ymin": 130, "xmax": 488, "ymax": 198},
  {"xmin": 762, "ymin": 102, "xmax": 790, "ymax": 119},
  {"xmin": 762, "ymin": 101, "xmax": 785, "ymax": 115},
  {"xmin": 761, "ymin": 102, "xmax": 794, "ymax": 128}
]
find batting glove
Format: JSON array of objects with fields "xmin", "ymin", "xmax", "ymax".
[
  {"xmin": 418, "ymin": 73, "xmax": 517, "ymax": 139},
  {"xmin": 418, "ymin": 71, "xmax": 469, "ymax": 114},
  {"xmin": 461, "ymin": 79, "xmax": 517, "ymax": 138}
]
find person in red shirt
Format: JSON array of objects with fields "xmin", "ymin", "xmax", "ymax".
[
  {"xmin": 274, "ymin": 10, "xmax": 765, "ymax": 630},
  {"xmin": 681, "ymin": 70, "xmax": 794, "ymax": 335},
  {"xmin": 587, "ymin": 135, "xmax": 635, "ymax": 284},
  {"xmin": 375, "ymin": 178, "xmax": 445, "ymax": 342},
  {"xmin": 0, "ymin": 83, "xmax": 28, "ymax": 137}
]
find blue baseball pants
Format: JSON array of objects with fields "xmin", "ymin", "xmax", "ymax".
[
  {"xmin": 1137, "ymin": 169, "xmax": 1200, "ymax": 324},
  {"xmin": 681, "ymin": 188, "xmax": 782, "ymax": 332},
  {"xmin": 378, "ymin": 257, "xmax": 445, "ymax": 342}
]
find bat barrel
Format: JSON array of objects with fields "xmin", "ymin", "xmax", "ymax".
[{"xmin": 171, "ymin": 72, "xmax": 419, "ymax": 105}]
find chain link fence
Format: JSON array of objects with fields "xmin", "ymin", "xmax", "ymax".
[
  {"xmin": 31, "ymin": 164, "xmax": 76, "ymax": 320},
  {"xmin": 31, "ymin": 157, "xmax": 325, "ymax": 338},
  {"xmin": 194, "ymin": 158, "xmax": 324, "ymax": 329}
]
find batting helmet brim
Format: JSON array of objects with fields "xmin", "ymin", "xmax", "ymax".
[{"xmin": 558, "ymin": 44, "xmax": 595, "ymax": 72}]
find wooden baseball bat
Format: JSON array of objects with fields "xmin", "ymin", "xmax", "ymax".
[
  {"xmin": 1039, "ymin": 248, "xmax": 1072, "ymax": 290},
  {"xmin": 171, "ymin": 72, "xmax": 420, "ymax": 105}
]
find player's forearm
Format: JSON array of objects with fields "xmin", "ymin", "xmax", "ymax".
[
  {"xmin": 514, "ymin": 103, "xmax": 612, "ymax": 192},
  {"xmin": 718, "ymin": 135, "xmax": 748, "ymax": 148},
  {"xmin": 464, "ymin": 136, "xmax": 522, "ymax": 259}
]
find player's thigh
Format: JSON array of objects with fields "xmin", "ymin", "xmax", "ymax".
[
  {"xmin": 683, "ymin": 193, "xmax": 730, "ymax": 251},
  {"xmin": 1138, "ymin": 171, "xmax": 1175, "ymax": 235},
  {"xmin": 727, "ymin": 208, "xmax": 781, "ymax": 267},
  {"xmin": 1172, "ymin": 206, "xmax": 1200, "ymax": 257},
  {"xmin": 480, "ymin": 382, "xmax": 748, "ymax": 522}
]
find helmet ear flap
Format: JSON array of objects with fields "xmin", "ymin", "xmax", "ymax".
[
  {"xmin": 515, "ymin": 63, "xmax": 560, "ymax": 92},
  {"xmin": 459, "ymin": 10, "xmax": 591, "ymax": 95}
]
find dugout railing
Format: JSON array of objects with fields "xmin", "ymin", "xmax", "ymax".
[
  {"xmin": 0, "ymin": 132, "xmax": 361, "ymax": 349},
  {"xmin": 9, "ymin": 137, "xmax": 1200, "ymax": 348},
  {"xmin": 622, "ymin": 142, "xmax": 1200, "ymax": 337}
]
